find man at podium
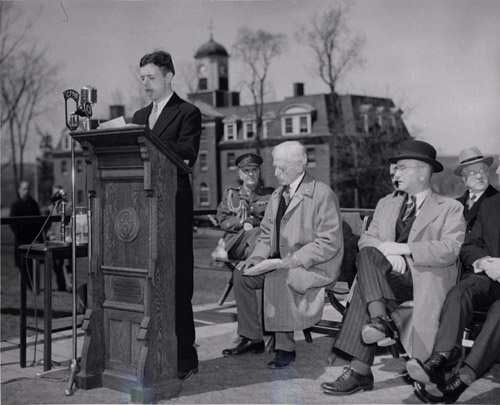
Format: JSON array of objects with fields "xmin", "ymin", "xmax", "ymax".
[{"xmin": 132, "ymin": 50, "xmax": 201, "ymax": 381}]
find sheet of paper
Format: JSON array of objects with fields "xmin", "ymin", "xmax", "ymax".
[
  {"xmin": 98, "ymin": 116, "xmax": 140, "ymax": 129},
  {"xmin": 243, "ymin": 258, "xmax": 282, "ymax": 276}
]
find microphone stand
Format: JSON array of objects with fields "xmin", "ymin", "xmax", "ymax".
[
  {"xmin": 37, "ymin": 93, "xmax": 90, "ymax": 397},
  {"xmin": 64, "ymin": 135, "xmax": 80, "ymax": 396}
]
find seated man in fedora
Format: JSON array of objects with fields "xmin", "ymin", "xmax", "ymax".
[
  {"xmin": 320, "ymin": 140, "xmax": 465, "ymax": 396},
  {"xmin": 454, "ymin": 147, "xmax": 497, "ymax": 234},
  {"xmin": 407, "ymin": 160, "xmax": 500, "ymax": 404},
  {"xmin": 216, "ymin": 153, "xmax": 274, "ymax": 260}
]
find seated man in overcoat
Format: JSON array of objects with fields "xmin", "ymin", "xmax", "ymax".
[
  {"xmin": 407, "ymin": 160, "xmax": 500, "ymax": 404},
  {"xmin": 222, "ymin": 141, "xmax": 344, "ymax": 369},
  {"xmin": 320, "ymin": 140, "xmax": 465, "ymax": 396},
  {"xmin": 216, "ymin": 153, "xmax": 273, "ymax": 260}
]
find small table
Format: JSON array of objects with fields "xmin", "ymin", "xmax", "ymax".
[{"xmin": 18, "ymin": 242, "xmax": 88, "ymax": 371}]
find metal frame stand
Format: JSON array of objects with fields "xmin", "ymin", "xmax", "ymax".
[{"xmin": 36, "ymin": 129, "xmax": 81, "ymax": 397}]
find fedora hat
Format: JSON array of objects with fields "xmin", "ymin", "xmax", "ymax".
[
  {"xmin": 453, "ymin": 147, "xmax": 494, "ymax": 176},
  {"xmin": 389, "ymin": 140, "xmax": 443, "ymax": 173}
]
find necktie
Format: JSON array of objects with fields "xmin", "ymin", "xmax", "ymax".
[
  {"xmin": 468, "ymin": 193, "xmax": 477, "ymax": 209},
  {"xmin": 283, "ymin": 186, "xmax": 291, "ymax": 207},
  {"xmin": 402, "ymin": 194, "xmax": 416, "ymax": 222},
  {"xmin": 149, "ymin": 103, "xmax": 158, "ymax": 129}
]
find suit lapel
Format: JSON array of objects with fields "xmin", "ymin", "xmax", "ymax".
[
  {"xmin": 152, "ymin": 92, "xmax": 181, "ymax": 135},
  {"xmin": 410, "ymin": 192, "xmax": 440, "ymax": 238},
  {"xmin": 283, "ymin": 174, "xmax": 314, "ymax": 217}
]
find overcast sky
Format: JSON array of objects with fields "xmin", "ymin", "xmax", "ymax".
[{"xmin": 12, "ymin": 0, "xmax": 500, "ymax": 158}]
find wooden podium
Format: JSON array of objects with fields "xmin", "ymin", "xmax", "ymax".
[{"xmin": 71, "ymin": 126, "xmax": 190, "ymax": 403}]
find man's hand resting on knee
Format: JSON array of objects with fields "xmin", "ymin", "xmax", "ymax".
[
  {"xmin": 236, "ymin": 256, "xmax": 264, "ymax": 271},
  {"xmin": 385, "ymin": 255, "xmax": 407, "ymax": 274}
]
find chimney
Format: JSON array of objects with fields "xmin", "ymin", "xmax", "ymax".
[
  {"xmin": 109, "ymin": 105, "xmax": 125, "ymax": 119},
  {"xmin": 293, "ymin": 82, "xmax": 304, "ymax": 97}
]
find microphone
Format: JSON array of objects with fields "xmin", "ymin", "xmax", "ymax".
[
  {"xmin": 50, "ymin": 188, "xmax": 68, "ymax": 204},
  {"xmin": 80, "ymin": 86, "xmax": 97, "ymax": 105}
]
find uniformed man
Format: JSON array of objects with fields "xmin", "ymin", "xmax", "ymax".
[{"xmin": 216, "ymin": 153, "xmax": 274, "ymax": 260}]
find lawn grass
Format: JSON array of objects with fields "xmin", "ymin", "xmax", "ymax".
[{"xmin": 1, "ymin": 226, "xmax": 229, "ymax": 341}]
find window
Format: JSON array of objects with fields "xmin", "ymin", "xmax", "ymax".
[
  {"xmin": 199, "ymin": 151, "xmax": 208, "ymax": 171},
  {"xmin": 362, "ymin": 114, "xmax": 369, "ymax": 133},
  {"xmin": 64, "ymin": 136, "xmax": 70, "ymax": 150},
  {"xmin": 299, "ymin": 116, "xmax": 308, "ymax": 133},
  {"xmin": 198, "ymin": 78, "xmax": 207, "ymax": 91},
  {"xmin": 307, "ymin": 147, "xmax": 316, "ymax": 168},
  {"xmin": 225, "ymin": 123, "xmax": 236, "ymax": 141},
  {"xmin": 227, "ymin": 153, "xmax": 236, "ymax": 170},
  {"xmin": 76, "ymin": 159, "xmax": 83, "ymax": 172},
  {"xmin": 284, "ymin": 117, "xmax": 293, "ymax": 134},
  {"xmin": 61, "ymin": 160, "xmax": 68, "ymax": 175},
  {"xmin": 359, "ymin": 104, "xmax": 372, "ymax": 133},
  {"xmin": 244, "ymin": 121, "xmax": 255, "ymax": 140},
  {"xmin": 262, "ymin": 120, "xmax": 271, "ymax": 139},
  {"xmin": 262, "ymin": 112, "xmax": 276, "ymax": 139},
  {"xmin": 280, "ymin": 104, "xmax": 314, "ymax": 136},
  {"xmin": 77, "ymin": 190, "xmax": 84, "ymax": 205},
  {"xmin": 199, "ymin": 183, "xmax": 210, "ymax": 206}
]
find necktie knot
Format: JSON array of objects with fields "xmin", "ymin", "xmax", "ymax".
[
  {"xmin": 468, "ymin": 193, "xmax": 477, "ymax": 209},
  {"xmin": 402, "ymin": 194, "xmax": 416, "ymax": 222}
]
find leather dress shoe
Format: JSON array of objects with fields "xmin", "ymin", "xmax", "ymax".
[
  {"xmin": 361, "ymin": 315, "xmax": 397, "ymax": 346},
  {"xmin": 267, "ymin": 350, "xmax": 296, "ymax": 369},
  {"xmin": 406, "ymin": 348, "xmax": 461, "ymax": 387},
  {"xmin": 178, "ymin": 367, "xmax": 198, "ymax": 381},
  {"xmin": 222, "ymin": 337, "xmax": 265, "ymax": 356},
  {"xmin": 321, "ymin": 366, "xmax": 374, "ymax": 396},
  {"xmin": 442, "ymin": 373, "xmax": 469, "ymax": 404}
]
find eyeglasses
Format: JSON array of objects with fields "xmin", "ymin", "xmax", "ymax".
[
  {"xmin": 463, "ymin": 168, "xmax": 487, "ymax": 179},
  {"xmin": 393, "ymin": 165, "xmax": 423, "ymax": 174}
]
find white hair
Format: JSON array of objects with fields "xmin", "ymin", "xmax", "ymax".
[{"xmin": 272, "ymin": 141, "xmax": 307, "ymax": 166}]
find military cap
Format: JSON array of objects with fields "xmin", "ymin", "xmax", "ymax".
[{"xmin": 235, "ymin": 153, "xmax": 263, "ymax": 168}]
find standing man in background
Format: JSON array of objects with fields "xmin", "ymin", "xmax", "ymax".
[
  {"xmin": 132, "ymin": 50, "xmax": 201, "ymax": 381},
  {"xmin": 9, "ymin": 181, "xmax": 42, "ymax": 290}
]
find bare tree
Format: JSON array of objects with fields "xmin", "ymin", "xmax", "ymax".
[
  {"xmin": 1, "ymin": 2, "xmax": 59, "ymax": 192},
  {"xmin": 296, "ymin": 4, "xmax": 365, "ymax": 193},
  {"xmin": 233, "ymin": 27, "xmax": 287, "ymax": 151},
  {"xmin": 177, "ymin": 60, "xmax": 199, "ymax": 98}
]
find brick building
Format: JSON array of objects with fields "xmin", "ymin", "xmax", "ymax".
[{"xmin": 188, "ymin": 36, "xmax": 411, "ymax": 210}]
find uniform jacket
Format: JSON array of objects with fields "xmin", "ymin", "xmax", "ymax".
[
  {"xmin": 249, "ymin": 173, "xmax": 344, "ymax": 331},
  {"xmin": 132, "ymin": 92, "xmax": 201, "ymax": 169},
  {"xmin": 216, "ymin": 184, "xmax": 274, "ymax": 253},
  {"xmin": 456, "ymin": 184, "xmax": 498, "ymax": 234},
  {"xmin": 359, "ymin": 190, "xmax": 465, "ymax": 360},
  {"xmin": 461, "ymin": 193, "xmax": 500, "ymax": 267}
]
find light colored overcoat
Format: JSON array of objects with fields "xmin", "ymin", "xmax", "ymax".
[
  {"xmin": 359, "ymin": 190, "xmax": 465, "ymax": 360},
  {"xmin": 249, "ymin": 173, "xmax": 343, "ymax": 331}
]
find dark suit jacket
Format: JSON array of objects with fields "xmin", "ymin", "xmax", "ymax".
[
  {"xmin": 461, "ymin": 193, "xmax": 500, "ymax": 269},
  {"xmin": 456, "ymin": 185, "xmax": 498, "ymax": 233},
  {"xmin": 132, "ymin": 92, "xmax": 201, "ymax": 168}
]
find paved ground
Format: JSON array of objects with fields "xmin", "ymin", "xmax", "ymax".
[{"xmin": 2, "ymin": 296, "xmax": 500, "ymax": 404}]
